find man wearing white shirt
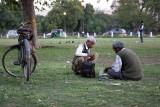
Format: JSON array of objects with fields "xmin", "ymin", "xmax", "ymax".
[
  {"xmin": 72, "ymin": 36, "xmax": 98, "ymax": 75},
  {"xmin": 104, "ymin": 41, "xmax": 143, "ymax": 80}
]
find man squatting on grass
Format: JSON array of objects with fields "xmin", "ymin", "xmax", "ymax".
[
  {"xmin": 104, "ymin": 41, "xmax": 143, "ymax": 80},
  {"xmin": 72, "ymin": 36, "xmax": 98, "ymax": 75}
]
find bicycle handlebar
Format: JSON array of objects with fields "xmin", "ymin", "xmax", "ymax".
[{"xmin": 20, "ymin": 22, "xmax": 31, "ymax": 27}]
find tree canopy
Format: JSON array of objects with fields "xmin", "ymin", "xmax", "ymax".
[
  {"xmin": 0, "ymin": 2, "xmax": 23, "ymax": 34},
  {"xmin": 113, "ymin": 0, "xmax": 160, "ymax": 32},
  {"xmin": 0, "ymin": 0, "xmax": 160, "ymax": 37}
]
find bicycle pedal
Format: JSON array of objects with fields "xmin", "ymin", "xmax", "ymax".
[{"xmin": 13, "ymin": 61, "xmax": 21, "ymax": 65}]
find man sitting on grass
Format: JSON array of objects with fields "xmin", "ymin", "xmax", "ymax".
[
  {"xmin": 103, "ymin": 41, "xmax": 143, "ymax": 80},
  {"xmin": 72, "ymin": 36, "xmax": 98, "ymax": 77}
]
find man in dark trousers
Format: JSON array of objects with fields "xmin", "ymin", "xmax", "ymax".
[
  {"xmin": 139, "ymin": 21, "xmax": 144, "ymax": 43},
  {"xmin": 104, "ymin": 41, "xmax": 143, "ymax": 80}
]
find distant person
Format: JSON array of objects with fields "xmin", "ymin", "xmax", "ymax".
[
  {"xmin": 81, "ymin": 31, "xmax": 85, "ymax": 37},
  {"xmin": 72, "ymin": 36, "xmax": 98, "ymax": 77},
  {"xmin": 103, "ymin": 41, "xmax": 143, "ymax": 80},
  {"xmin": 139, "ymin": 21, "xmax": 144, "ymax": 43}
]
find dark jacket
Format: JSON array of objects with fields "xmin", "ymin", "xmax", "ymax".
[{"xmin": 117, "ymin": 48, "xmax": 143, "ymax": 80}]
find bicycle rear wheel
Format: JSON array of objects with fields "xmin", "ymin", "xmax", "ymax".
[
  {"xmin": 2, "ymin": 46, "xmax": 22, "ymax": 77},
  {"xmin": 31, "ymin": 53, "xmax": 37, "ymax": 73}
]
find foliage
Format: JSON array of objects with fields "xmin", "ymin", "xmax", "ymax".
[
  {"xmin": 36, "ymin": 15, "xmax": 45, "ymax": 34},
  {"xmin": 83, "ymin": 4, "xmax": 95, "ymax": 32},
  {"xmin": 0, "ymin": 3, "xmax": 23, "ymax": 34},
  {"xmin": 1, "ymin": 0, "xmax": 160, "ymax": 36},
  {"xmin": 44, "ymin": 0, "xmax": 83, "ymax": 33},
  {"xmin": 90, "ymin": 11, "xmax": 113, "ymax": 33},
  {"xmin": 1, "ymin": 0, "xmax": 22, "ymax": 11},
  {"xmin": 0, "ymin": 38, "xmax": 160, "ymax": 107},
  {"xmin": 142, "ymin": 0, "xmax": 160, "ymax": 22},
  {"xmin": 43, "ymin": 2, "xmax": 114, "ymax": 34},
  {"xmin": 1, "ymin": 0, "xmax": 40, "ymax": 47},
  {"xmin": 114, "ymin": 0, "xmax": 160, "ymax": 32}
]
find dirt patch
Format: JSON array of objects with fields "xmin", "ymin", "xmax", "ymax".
[
  {"xmin": 97, "ymin": 57, "xmax": 160, "ymax": 66},
  {"xmin": 97, "ymin": 58, "xmax": 114, "ymax": 67},
  {"xmin": 140, "ymin": 57, "xmax": 160, "ymax": 65},
  {"xmin": 41, "ymin": 46, "xmax": 56, "ymax": 48}
]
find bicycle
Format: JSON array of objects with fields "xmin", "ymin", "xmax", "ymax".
[{"xmin": 2, "ymin": 22, "xmax": 38, "ymax": 81}]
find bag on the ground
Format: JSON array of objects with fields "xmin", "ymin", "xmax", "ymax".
[{"xmin": 80, "ymin": 60, "xmax": 95, "ymax": 78}]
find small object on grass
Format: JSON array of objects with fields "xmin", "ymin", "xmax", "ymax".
[
  {"xmin": 65, "ymin": 81, "xmax": 69, "ymax": 83},
  {"xmin": 99, "ymin": 70, "xmax": 107, "ymax": 76},
  {"xmin": 66, "ymin": 61, "xmax": 70, "ymax": 63},
  {"xmin": 99, "ymin": 76, "xmax": 109, "ymax": 81},
  {"xmin": 99, "ymin": 70, "xmax": 109, "ymax": 81},
  {"xmin": 38, "ymin": 99, "xmax": 42, "ymax": 102},
  {"xmin": 110, "ymin": 83, "xmax": 121, "ymax": 86}
]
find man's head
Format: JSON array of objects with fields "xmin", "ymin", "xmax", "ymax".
[
  {"xmin": 86, "ymin": 36, "xmax": 96, "ymax": 48},
  {"xmin": 141, "ymin": 20, "xmax": 143, "ymax": 24},
  {"xmin": 112, "ymin": 41, "xmax": 124, "ymax": 53}
]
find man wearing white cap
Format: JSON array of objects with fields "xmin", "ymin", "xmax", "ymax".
[{"xmin": 72, "ymin": 36, "xmax": 98, "ymax": 76}]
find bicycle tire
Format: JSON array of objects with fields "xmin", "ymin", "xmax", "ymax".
[
  {"xmin": 2, "ymin": 46, "xmax": 37, "ymax": 77},
  {"xmin": 23, "ymin": 59, "xmax": 30, "ymax": 81},
  {"xmin": 23, "ymin": 39, "xmax": 31, "ymax": 81},
  {"xmin": 31, "ymin": 53, "xmax": 37, "ymax": 73},
  {"xmin": 2, "ymin": 46, "xmax": 22, "ymax": 77}
]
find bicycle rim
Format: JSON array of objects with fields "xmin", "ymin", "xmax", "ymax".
[{"xmin": 2, "ymin": 46, "xmax": 22, "ymax": 77}]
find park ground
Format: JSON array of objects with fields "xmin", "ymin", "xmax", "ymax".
[{"xmin": 0, "ymin": 37, "xmax": 160, "ymax": 107}]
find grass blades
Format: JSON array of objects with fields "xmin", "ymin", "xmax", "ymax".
[{"xmin": 0, "ymin": 38, "xmax": 160, "ymax": 107}]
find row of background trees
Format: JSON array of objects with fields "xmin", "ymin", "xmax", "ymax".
[
  {"xmin": 33, "ymin": 0, "xmax": 160, "ymax": 35},
  {"xmin": 0, "ymin": 0, "xmax": 160, "ymax": 46},
  {"xmin": 30, "ymin": 0, "xmax": 117, "ymax": 35}
]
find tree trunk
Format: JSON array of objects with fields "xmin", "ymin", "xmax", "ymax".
[{"xmin": 21, "ymin": 0, "xmax": 40, "ymax": 48}]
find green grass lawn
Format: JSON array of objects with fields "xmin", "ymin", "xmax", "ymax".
[{"xmin": 0, "ymin": 37, "xmax": 160, "ymax": 107}]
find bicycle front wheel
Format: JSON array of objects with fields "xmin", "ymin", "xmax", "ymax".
[
  {"xmin": 2, "ymin": 46, "xmax": 22, "ymax": 77},
  {"xmin": 23, "ymin": 53, "xmax": 37, "ymax": 81},
  {"xmin": 23, "ymin": 59, "xmax": 31, "ymax": 81}
]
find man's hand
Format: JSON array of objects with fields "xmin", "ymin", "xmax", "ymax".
[
  {"xmin": 104, "ymin": 67, "xmax": 111, "ymax": 73},
  {"xmin": 88, "ymin": 54, "xmax": 95, "ymax": 61}
]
